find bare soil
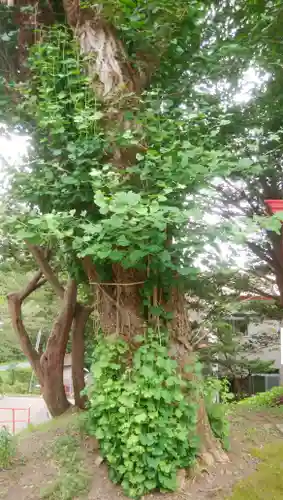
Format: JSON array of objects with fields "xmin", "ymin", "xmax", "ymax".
[{"xmin": 1, "ymin": 407, "xmax": 283, "ymax": 500}]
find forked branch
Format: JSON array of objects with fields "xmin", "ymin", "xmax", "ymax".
[
  {"xmin": 27, "ymin": 244, "xmax": 65, "ymax": 299},
  {"xmin": 7, "ymin": 269, "xmax": 47, "ymax": 378}
]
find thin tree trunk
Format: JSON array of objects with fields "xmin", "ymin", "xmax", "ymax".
[
  {"xmin": 8, "ymin": 274, "xmax": 77, "ymax": 417},
  {"xmin": 40, "ymin": 279, "xmax": 77, "ymax": 416},
  {"xmin": 40, "ymin": 354, "xmax": 70, "ymax": 417},
  {"xmin": 71, "ymin": 303, "xmax": 91, "ymax": 409}
]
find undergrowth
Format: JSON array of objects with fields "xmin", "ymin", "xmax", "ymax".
[
  {"xmin": 40, "ymin": 434, "xmax": 91, "ymax": 500},
  {"xmin": 238, "ymin": 386, "xmax": 283, "ymax": 409},
  {"xmin": 0, "ymin": 427, "xmax": 16, "ymax": 469}
]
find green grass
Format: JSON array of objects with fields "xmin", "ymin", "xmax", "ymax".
[
  {"xmin": 230, "ymin": 441, "xmax": 283, "ymax": 499},
  {"xmin": 19, "ymin": 411, "xmax": 79, "ymax": 439},
  {"xmin": 0, "ymin": 359, "xmax": 26, "ymax": 367},
  {"xmin": 0, "ymin": 427, "xmax": 16, "ymax": 469},
  {"xmin": 39, "ymin": 432, "xmax": 91, "ymax": 500},
  {"xmin": 237, "ymin": 386, "xmax": 283, "ymax": 409}
]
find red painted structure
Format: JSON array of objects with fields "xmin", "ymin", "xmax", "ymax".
[
  {"xmin": 265, "ymin": 199, "xmax": 283, "ymax": 214},
  {"xmin": 0, "ymin": 407, "xmax": 31, "ymax": 434},
  {"xmin": 239, "ymin": 295, "xmax": 274, "ymax": 301}
]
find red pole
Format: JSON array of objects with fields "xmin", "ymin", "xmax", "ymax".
[
  {"xmin": 28, "ymin": 407, "xmax": 31, "ymax": 426},
  {"xmin": 12, "ymin": 409, "xmax": 15, "ymax": 434}
]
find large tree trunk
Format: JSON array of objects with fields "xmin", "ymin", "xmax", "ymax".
[
  {"xmin": 84, "ymin": 258, "xmax": 227, "ymax": 463},
  {"xmin": 66, "ymin": 3, "xmax": 228, "ymax": 464}
]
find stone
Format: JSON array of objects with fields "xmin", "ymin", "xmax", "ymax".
[
  {"xmin": 95, "ymin": 455, "xmax": 104, "ymax": 467},
  {"xmin": 276, "ymin": 424, "xmax": 283, "ymax": 434},
  {"xmin": 176, "ymin": 468, "xmax": 187, "ymax": 491}
]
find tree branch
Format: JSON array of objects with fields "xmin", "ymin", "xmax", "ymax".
[
  {"xmin": 7, "ymin": 292, "xmax": 42, "ymax": 379},
  {"xmin": 27, "ymin": 244, "xmax": 65, "ymax": 299},
  {"xmin": 246, "ymin": 241, "xmax": 275, "ymax": 269},
  {"xmin": 19, "ymin": 270, "xmax": 46, "ymax": 301},
  {"xmin": 6, "ymin": 270, "xmax": 49, "ymax": 380}
]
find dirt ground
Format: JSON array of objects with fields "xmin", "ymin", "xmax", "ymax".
[{"xmin": 1, "ymin": 407, "xmax": 283, "ymax": 500}]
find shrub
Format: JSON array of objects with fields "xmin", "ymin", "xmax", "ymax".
[
  {"xmin": 2, "ymin": 382, "xmax": 29, "ymax": 394},
  {"xmin": 1, "ymin": 367, "xmax": 31, "ymax": 390},
  {"xmin": 85, "ymin": 333, "xmax": 199, "ymax": 499},
  {"xmin": 238, "ymin": 386, "xmax": 283, "ymax": 409},
  {"xmin": 0, "ymin": 427, "xmax": 16, "ymax": 469},
  {"xmin": 14, "ymin": 369, "xmax": 32, "ymax": 384}
]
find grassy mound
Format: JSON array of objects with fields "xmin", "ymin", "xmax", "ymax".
[{"xmin": 230, "ymin": 441, "xmax": 283, "ymax": 499}]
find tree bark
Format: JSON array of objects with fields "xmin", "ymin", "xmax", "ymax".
[
  {"xmin": 8, "ymin": 272, "xmax": 78, "ymax": 417},
  {"xmin": 71, "ymin": 303, "xmax": 91, "ymax": 409},
  {"xmin": 40, "ymin": 278, "xmax": 77, "ymax": 416}
]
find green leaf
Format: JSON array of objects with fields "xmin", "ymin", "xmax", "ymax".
[
  {"xmin": 158, "ymin": 472, "xmax": 177, "ymax": 491},
  {"xmin": 117, "ymin": 235, "xmax": 130, "ymax": 246},
  {"xmin": 129, "ymin": 249, "xmax": 146, "ymax": 263},
  {"xmin": 178, "ymin": 266, "xmax": 194, "ymax": 276},
  {"xmin": 134, "ymin": 412, "xmax": 147, "ymax": 423},
  {"xmin": 238, "ymin": 157, "xmax": 253, "ymax": 169},
  {"xmin": 109, "ymin": 249, "xmax": 125, "ymax": 261},
  {"xmin": 52, "ymin": 149, "xmax": 62, "ymax": 156},
  {"xmin": 16, "ymin": 230, "xmax": 37, "ymax": 240},
  {"xmin": 140, "ymin": 365, "xmax": 155, "ymax": 378},
  {"xmin": 97, "ymin": 248, "xmax": 112, "ymax": 259},
  {"xmin": 144, "ymin": 479, "xmax": 157, "ymax": 490}
]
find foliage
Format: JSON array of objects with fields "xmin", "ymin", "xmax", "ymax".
[
  {"xmin": 1, "ymin": 381, "xmax": 36, "ymax": 395},
  {"xmin": 85, "ymin": 333, "xmax": 199, "ymax": 498},
  {"xmin": 181, "ymin": 2, "xmax": 283, "ymax": 305},
  {"xmin": 0, "ymin": 427, "xmax": 16, "ymax": 469},
  {"xmin": 40, "ymin": 434, "xmax": 91, "ymax": 500},
  {"xmin": 204, "ymin": 377, "xmax": 233, "ymax": 450},
  {"xmin": 238, "ymin": 387, "xmax": 283, "ymax": 409},
  {"xmin": 0, "ymin": 16, "xmax": 234, "ymax": 289},
  {"xmin": 0, "ymin": 367, "xmax": 41, "ymax": 395},
  {"xmin": 3, "ymin": 367, "xmax": 30, "ymax": 385}
]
